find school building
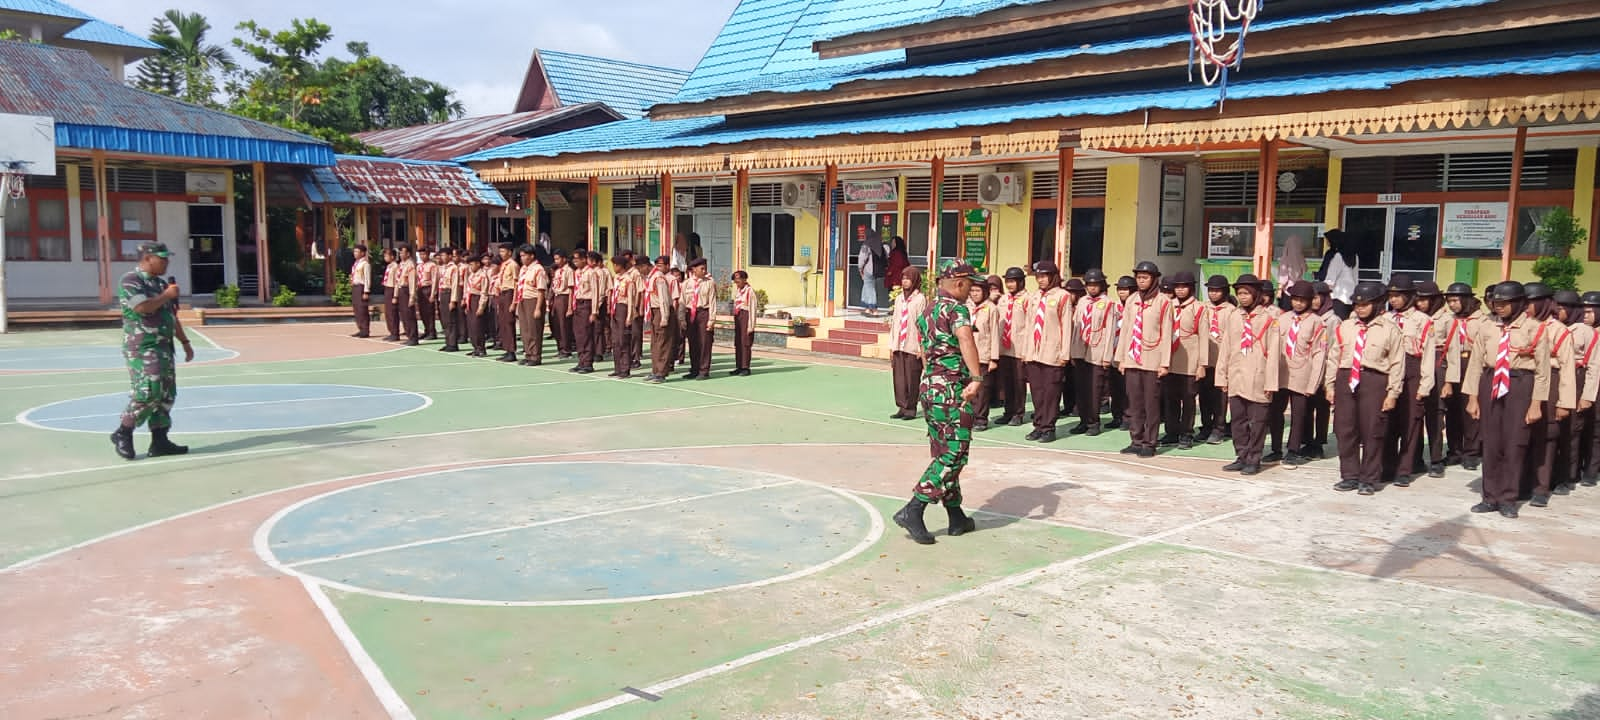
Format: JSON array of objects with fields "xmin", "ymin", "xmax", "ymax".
[{"xmin": 455, "ymin": 0, "xmax": 1600, "ymax": 325}]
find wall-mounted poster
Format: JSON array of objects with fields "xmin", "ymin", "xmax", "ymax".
[
  {"xmin": 1159, "ymin": 163, "xmax": 1186, "ymax": 255},
  {"xmin": 963, "ymin": 208, "xmax": 989, "ymax": 273},
  {"xmin": 1441, "ymin": 202, "xmax": 1508, "ymax": 251},
  {"xmin": 841, "ymin": 179, "xmax": 898, "ymax": 204}
]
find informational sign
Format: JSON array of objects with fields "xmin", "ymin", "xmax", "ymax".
[
  {"xmin": 537, "ymin": 188, "xmax": 570, "ymax": 210},
  {"xmin": 800, "ymin": 246, "xmax": 811, "ymax": 260},
  {"xmin": 645, "ymin": 200, "xmax": 662, "ymax": 257},
  {"xmin": 963, "ymin": 208, "xmax": 989, "ymax": 273},
  {"xmin": 1158, "ymin": 163, "xmax": 1186, "ymax": 255},
  {"xmin": 1441, "ymin": 202, "xmax": 1508, "ymax": 251},
  {"xmin": 842, "ymin": 179, "xmax": 898, "ymax": 204},
  {"xmin": 1208, "ymin": 224, "xmax": 1250, "ymax": 258},
  {"xmin": 1377, "ymin": 193, "xmax": 1403, "ymax": 204}
]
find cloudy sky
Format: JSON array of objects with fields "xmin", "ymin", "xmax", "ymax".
[{"xmin": 68, "ymin": 0, "xmax": 742, "ymax": 116}]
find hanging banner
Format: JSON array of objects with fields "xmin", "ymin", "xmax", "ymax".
[
  {"xmin": 645, "ymin": 200, "xmax": 662, "ymax": 257},
  {"xmin": 1441, "ymin": 202, "xmax": 1508, "ymax": 251},
  {"xmin": 1158, "ymin": 163, "xmax": 1186, "ymax": 255},
  {"xmin": 842, "ymin": 179, "xmax": 898, "ymax": 204},
  {"xmin": 963, "ymin": 208, "xmax": 989, "ymax": 273}
]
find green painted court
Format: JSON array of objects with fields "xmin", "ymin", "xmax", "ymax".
[{"xmin": 1, "ymin": 323, "xmax": 1596, "ymax": 720}]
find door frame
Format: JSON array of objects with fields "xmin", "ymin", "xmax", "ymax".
[{"xmin": 1341, "ymin": 203, "xmax": 1440, "ymax": 282}]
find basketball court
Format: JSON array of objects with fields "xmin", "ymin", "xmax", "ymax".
[{"xmin": 0, "ymin": 321, "xmax": 1595, "ymax": 720}]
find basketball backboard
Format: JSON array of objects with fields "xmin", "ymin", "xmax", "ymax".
[{"xmin": 0, "ymin": 112, "xmax": 57, "ymax": 175}]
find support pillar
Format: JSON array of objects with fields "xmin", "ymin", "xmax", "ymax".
[
  {"xmin": 1253, "ymin": 138, "xmax": 1281, "ymax": 279},
  {"xmin": 661, "ymin": 173, "xmax": 674, "ymax": 259},
  {"xmin": 323, "ymin": 206, "xmax": 338, "ymax": 290},
  {"xmin": 465, "ymin": 208, "xmax": 477, "ymax": 251},
  {"xmin": 1502, "ymin": 126, "xmax": 1527, "ymax": 282},
  {"xmin": 252, "ymin": 162, "xmax": 269, "ymax": 304},
  {"xmin": 94, "ymin": 152, "xmax": 112, "ymax": 304},
  {"xmin": 821, "ymin": 164, "xmax": 838, "ymax": 317},
  {"xmin": 733, "ymin": 168, "xmax": 749, "ymax": 272},
  {"xmin": 526, "ymin": 179, "xmax": 538, "ymax": 244},
  {"xmin": 1055, "ymin": 145, "xmax": 1074, "ymax": 270},
  {"xmin": 928, "ymin": 157, "xmax": 945, "ymax": 269},
  {"xmin": 588, "ymin": 176, "xmax": 599, "ymax": 252}
]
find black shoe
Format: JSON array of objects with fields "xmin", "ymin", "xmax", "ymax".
[
  {"xmin": 1104, "ymin": 420, "xmax": 1122, "ymax": 430},
  {"xmin": 1120, "ymin": 445, "xmax": 1138, "ymax": 455},
  {"xmin": 1035, "ymin": 430, "xmax": 1056, "ymax": 443},
  {"xmin": 1008, "ymin": 416, "xmax": 1023, "ymax": 427},
  {"xmin": 893, "ymin": 500, "xmax": 937, "ymax": 545},
  {"xmin": 682, "ymin": 372, "xmax": 698, "ymax": 380},
  {"xmin": 1334, "ymin": 479, "xmax": 1360, "ymax": 492},
  {"xmin": 1136, "ymin": 447, "xmax": 1156, "ymax": 459},
  {"xmin": 892, "ymin": 411, "xmax": 910, "ymax": 420},
  {"xmin": 576, "ymin": 367, "xmax": 595, "ymax": 374},
  {"xmin": 1158, "ymin": 434, "xmax": 1179, "ymax": 446},
  {"xmin": 1553, "ymin": 484, "xmax": 1573, "ymax": 496},
  {"xmin": 1428, "ymin": 464, "xmax": 1446, "ymax": 479},
  {"xmin": 1392, "ymin": 474, "xmax": 1413, "ymax": 488},
  {"xmin": 645, "ymin": 375, "xmax": 664, "ymax": 384},
  {"xmin": 1222, "ymin": 461, "xmax": 1246, "ymax": 472},
  {"xmin": 1263, "ymin": 451, "xmax": 1283, "ymax": 463},
  {"xmin": 497, "ymin": 353, "xmax": 518, "ymax": 362},
  {"xmin": 1529, "ymin": 493, "xmax": 1551, "ymax": 508},
  {"xmin": 694, "ymin": 374, "xmax": 709, "ymax": 381},
  {"xmin": 1069, "ymin": 424, "xmax": 1090, "ymax": 435},
  {"xmin": 148, "ymin": 428, "xmax": 188, "ymax": 457},
  {"xmin": 1177, "ymin": 436, "xmax": 1195, "ymax": 450},
  {"xmin": 1358, "ymin": 483, "xmax": 1376, "ymax": 495},
  {"xmin": 1025, "ymin": 430, "xmax": 1044, "ymax": 441},
  {"xmin": 1242, "ymin": 464, "xmax": 1262, "ymax": 476},
  {"xmin": 519, "ymin": 359, "xmax": 533, "ymax": 366},
  {"xmin": 1462, "ymin": 458, "xmax": 1481, "ymax": 471},
  {"xmin": 633, "ymin": 361, "xmax": 643, "ymax": 370},
  {"xmin": 1499, "ymin": 504, "xmax": 1519, "ymax": 519},
  {"xmin": 1206, "ymin": 431, "xmax": 1226, "ymax": 445},
  {"xmin": 381, "ymin": 335, "xmax": 400, "ymax": 342},
  {"xmin": 973, "ymin": 422, "xmax": 989, "ymax": 432},
  {"xmin": 1086, "ymin": 426, "xmax": 1101, "ymax": 437},
  {"xmin": 946, "ymin": 506, "xmax": 977, "ymax": 536},
  {"xmin": 405, "ymin": 340, "xmax": 420, "ymax": 346},
  {"xmin": 993, "ymin": 414, "xmax": 1014, "ymax": 426},
  {"xmin": 111, "ymin": 427, "xmax": 136, "ymax": 460},
  {"xmin": 1470, "ymin": 501, "xmax": 1498, "ymax": 513},
  {"xmin": 1581, "ymin": 474, "xmax": 1597, "ymax": 487},
  {"xmin": 1282, "ymin": 452, "xmax": 1304, "ymax": 467},
  {"xmin": 569, "ymin": 366, "xmax": 584, "ymax": 373}
]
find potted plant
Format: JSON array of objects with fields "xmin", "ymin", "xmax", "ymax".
[
  {"xmin": 790, "ymin": 316, "xmax": 813, "ymax": 337},
  {"xmin": 1532, "ymin": 206, "xmax": 1587, "ymax": 291}
]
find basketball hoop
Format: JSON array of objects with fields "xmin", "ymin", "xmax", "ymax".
[
  {"xmin": 1188, "ymin": 0, "xmax": 1261, "ymax": 102},
  {"xmin": 1, "ymin": 162, "xmax": 24, "ymax": 201}
]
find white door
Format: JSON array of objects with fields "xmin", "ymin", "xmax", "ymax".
[
  {"xmin": 1341, "ymin": 205, "xmax": 1440, "ymax": 283},
  {"xmin": 700, "ymin": 210, "xmax": 734, "ymax": 283}
]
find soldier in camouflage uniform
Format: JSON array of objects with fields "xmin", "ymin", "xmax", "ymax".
[
  {"xmin": 111, "ymin": 242, "xmax": 196, "ymax": 460},
  {"xmin": 894, "ymin": 261, "xmax": 987, "ymax": 545}
]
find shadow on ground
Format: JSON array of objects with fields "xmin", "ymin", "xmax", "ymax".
[
  {"xmin": 1372, "ymin": 514, "xmax": 1599, "ymax": 617},
  {"xmin": 978, "ymin": 482, "xmax": 1078, "ymax": 529}
]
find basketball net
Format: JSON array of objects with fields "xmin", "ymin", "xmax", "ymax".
[
  {"xmin": 2, "ymin": 165, "xmax": 23, "ymax": 202},
  {"xmin": 1188, "ymin": 0, "xmax": 1261, "ymax": 103}
]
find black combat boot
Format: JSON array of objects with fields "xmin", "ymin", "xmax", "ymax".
[
  {"xmin": 148, "ymin": 427, "xmax": 188, "ymax": 457},
  {"xmin": 110, "ymin": 426, "xmax": 136, "ymax": 460},
  {"xmin": 946, "ymin": 505, "xmax": 976, "ymax": 536},
  {"xmin": 893, "ymin": 499, "xmax": 936, "ymax": 545}
]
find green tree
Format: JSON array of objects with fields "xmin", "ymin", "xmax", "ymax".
[{"xmin": 136, "ymin": 11, "xmax": 236, "ymax": 106}]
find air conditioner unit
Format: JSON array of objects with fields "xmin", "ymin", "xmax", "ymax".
[
  {"xmin": 673, "ymin": 191, "xmax": 696, "ymax": 209},
  {"xmin": 781, "ymin": 180, "xmax": 818, "ymax": 210},
  {"xmin": 978, "ymin": 172, "xmax": 1024, "ymax": 205}
]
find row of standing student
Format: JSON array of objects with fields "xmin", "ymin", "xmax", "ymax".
[{"xmin": 345, "ymin": 243, "xmax": 763, "ymax": 383}]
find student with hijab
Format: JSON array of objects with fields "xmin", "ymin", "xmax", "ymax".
[
  {"xmin": 858, "ymin": 235, "xmax": 885, "ymax": 316},
  {"xmin": 885, "ymin": 236, "xmax": 911, "ymax": 290},
  {"xmin": 1316, "ymin": 229, "xmax": 1358, "ymax": 319}
]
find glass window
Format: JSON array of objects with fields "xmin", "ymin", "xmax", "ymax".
[
  {"xmin": 749, "ymin": 212, "xmax": 796, "ymax": 267},
  {"xmin": 35, "ymin": 198, "xmax": 67, "ymax": 261},
  {"xmin": 118, "ymin": 199, "xmax": 156, "ymax": 260},
  {"xmin": 82, "ymin": 199, "xmax": 100, "ymax": 260},
  {"xmin": 1515, "ymin": 205, "xmax": 1566, "ymax": 256},
  {"xmin": 3, "ymin": 195, "xmax": 27, "ymax": 260},
  {"xmin": 1031, "ymin": 209, "xmax": 1056, "ymax": 265}
]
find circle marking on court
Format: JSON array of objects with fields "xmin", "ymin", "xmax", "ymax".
[
  {"xmin": 17, "ymin": 383, "xmax": 431, "ymax": 434},
  {"xmin": 0, "ymin": 345, "xmax": 237, "ymax": 371},
  {"xmin": 255, "ymin": 462, "xmax": 885, "ymax": 606}
]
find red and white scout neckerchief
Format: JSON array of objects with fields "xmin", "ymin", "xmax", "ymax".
[
  {"xmin": 1581, "ymin": 328, "xmax": 1598, "ymax": 368},
  {"xmin": 1171, "ymin": 301, "xmax": 1191, "ymax": 350},
  {"xmin": 898, "ymin": 292, "xmax": 916, "ymax": 345},
  {"xmin": 1493, "ymin": 325, "xmax": 1512, "ymax": 399},
  {"xmin": 1286, "ymin": 313, "xmax": 1303, "ymax": 359},
  {"xmin": 1079, "ymin": 297, "xmax": 1096, "ymax": 343},
  {"xmin": 1240, "ymin": 309, "xmax": 1259, "ymax": 355},
  {"xmin": 643, "ymin": 270, "xmax": 659, "ymax": 324},
  {"xmin": 1414, "ymin": 317, "xmax": 1434, "ymax": 356},
  {"xmin": 1209, "ymin": 303, "xmax": 1223, "ymax": 340},
  {"xmin": 1129, "ymin": 300, "xmax": 1148, "ymax": 364},
  {"xmin": 1349, "ymin": 322, "xmax": 1367, "ymax": 391},
  {"xmin": 687, "ymin": 277, "xmax": 703, "ymax": 322},
  {"xmin": 1002, "ymin": 294, "xmax": 1018, "ymax": 348},
  {"xmin": 733, "ymin": 285, "xmax": 755, "ymax": 316}
]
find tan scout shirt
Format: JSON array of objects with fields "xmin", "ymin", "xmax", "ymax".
[
  {"xmin": 515, "ymin": 262, "xmax": 548, "ymax": 308},
  {"xmin": 1463, "ymin": 314, "xmax": 1551, "ymax": 403},
  {"xmin": 1116, "ymin": 292, "xmax": 1174, "ymax": 372},
  {"xmin": 612, "ymin": 270, "xmax": 642, "ymax": 322},
  {"xmin": 553, "ymin": 265, "xmax": 575, "ymax": 297},
  {"xmin": 497, "ymin": 257, "xmax": 520, "ymax": 293},
  {"xmin": 574, "ymin": 265, "xmax": 603, "ymax": 303},
  {"xmin": 1169, "ymin": 297, "xmax": 1206, "ymax": 377},
  {"xmin": 998, "ymin": 292, "xmax": 1026, "ymax": 358},
  {"xmin": 1071, "ymin": 292, "xmax": 1117, "ymax": 365},
  {"xmin": 598, "ymin": 268, "xmax": 615, "ymax": 307},
  {"xmin": 1391, "ymin": 308, "xmax": 1438, "ymax": 395},
  {"xmin": 644, "ymin": 270, "xmax": 677, "ymax": 328},
  {"xmin": 1324, "ymin": 314, "xmax": 1406, "ymax": 400},
  {"xmin": 1441, "ymin": 308, "xmax": 1489, "ymax": 385},
  {"xmin": 1215, "ymin": 305, "xmax": 1281, "ymax": 403},
  {"xmin": 1570, "ymin": 323, "xmax": 1600, "ymax": 404},
  {"xmin": 1274, "ymin": 310, "xmax": 1329, "ymax": 396},
  {"xmin": 969, "ymin": 301, "xmax": 1000, "ymax": 367},
  {"xmin": 1022, "ymin": 287, "xmax": 1073, "ymax": 367},
  {"xmin": 683, "ymin": 275, "xmax": 715, "ymax": 321},
  {"xmin": 889, "ymin": 291, "xmax": 928, "ymax": 355},
  {"xmin": 1545, "ymin": 318, "xmax": 1578, "ymax": 410},
  {"xmin": 1202, "ymin": 302, "xmax": 1236, "ymax": 368},
  {"xmin": 350, "ymin": 258, "xmax": 371, "ymax": 288}
]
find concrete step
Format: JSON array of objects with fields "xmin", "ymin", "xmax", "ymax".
[
  {"xmin": 843, "ymin": 318, "xmax": 891, "ymax": 332},
  {"xmin": 809, "ymin": 338, "xmax": 872, "ymax": 357},
  {"xmin": 826, "ymin": 328, "xmax": 884, "ymax": 343}
]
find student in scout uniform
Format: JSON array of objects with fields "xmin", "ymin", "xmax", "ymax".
[
  {"xmin": 465, "ymin": 252, "xmax": 494, "ymax": 357},
  {"xmin": 1327, "ymin": 281, "xmax": 1405, "ymax": 495},
  {"xmin": 1464, "ymin": 281, "xmax": 1547, "ymax": 518},
  {"xmin": 1554, "ymin": 290, "xmax": 1597, "ymax": 495},
  {"xmin": 1198, "ymin": 275, "xmax": 1235, "ymax": 444},
  {"xmin": 1382, "ymin": 274, "xmax": 1435, "ymax": 486},
  {"xmin": 993, "ymin": 267, "xmax": 1029, "ymax": 427},
  {"xmin": 1108, "ymin": 275, "xmax": 1135, "ymax": 430},
  {"xmin": 1163, "ymin": 271, "xmax": 1205, "ymax": 449},
  {"xmin": 1414, "ymin": 281, "xmax": 1453, "ymax": 478},
  {"xmin": 968, "ymin": 275, "xmax": 1001, "ymax": 431},
  {"xmin": 349, "ymin": 244, "xmax": 373, "ymax": 338},
  {"xmin": 1117, "ymin": 261, "xmax": 1174, "ymax": 457},
  {"xmin": 1304, "ymin": 281, "xmax": 1340, "ymax": 458},
  {"xmin": 892, "ymin": 262, "xmax": 985, "ymax": 545},
  {"xmin": 645, "ymin": 255, "xmax": 680, "ymax": 384},
  {"xmin": 380, "ymin": 247, "xmax": 401, "ymax": 342},
  {"xmin": 595, "ymin": 251, "xmax": 614, "ymax": 360},
  {"xmin": 888, "ymin": 267, "xmax": 928, "ymax": 419},
  {"xmin": 494, "ymin": 243, "xmax": 520, "ymax": 361},
  {"xmin": 515, "ymin": 245, "xmax": 549, "ymax": 366},
  {"xmin": 609, "ymin": 255, "xmax": 641, "ymax": 378},
  {"xmin": 1580, "ymin": 291, "xmax": 1600, "ymax": 487},
  {"xmin": 631, "ymin": 255, "xmax": 650, "ymax": 370},
  {"xmin": 568, "ymin": 251, "xmax": 601, "ymax": 374},
  {"xmin": 1062, "ymin": 276, "xmax": 1087, "ymax": 418},
  {"xmin": 416, "ymin": 246, "xmax": 439, "ymax": 341},
  {"xmin": 436, "ymin": 248, "xmax": 462, "ymax": 352},
  {"xmin": 1270, "ymin": 282, "xmax": 1329, "ymax": 467},
  {"xmin": 396, "ymin": 244, "xmax": 420, "ymax": 346},
  {"xmin": 1440, "ymin": 283, "xmax": 1486, "ymax": 470},
  {"xmin": 110, "ymin": 242, "xmax": 195, "ymax": 460},
  {"xmin": 551, "ymin": 251, "xmax": 576, "ymax": 358},
  {"xmin": 1523, "ymin": 283, "xmax": 1575, "ymax": 508},
  {"xmin": 1022, "ymin": 261, "xmax": 1073, "ymax": 442},
  {"xmin": 730, "ymin": 270, "xmax": 758, "ymax": 376},
  {"xmin": 680, "ymin": 258, "xmax": 717, "ymax": 380},
  {"xmin": 1215, "ymin": 274, "xmax": 1281, "ymax": 476},
  {"xmin": 1069, "ymin": 270, "xmax": 1115, "ymax": 436}
]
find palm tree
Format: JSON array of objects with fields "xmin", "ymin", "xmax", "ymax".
[{"xmin": 137, "ymin": 10, "xmax": 236, "ymax": 106}]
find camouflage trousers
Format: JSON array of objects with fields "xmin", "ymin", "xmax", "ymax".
[
  {"xmin": 914, "ymin": 376, "xmax": 973, "ymax": 507},
  {"xmin": 121, "ymin": 346, "xmax": 176, "ymax": 430}
]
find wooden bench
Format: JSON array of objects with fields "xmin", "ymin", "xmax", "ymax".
[{"xmin": 7, "ymin": 309, "xmax": 122, "ymax": 327}]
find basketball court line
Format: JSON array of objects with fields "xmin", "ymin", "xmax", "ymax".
[
  {"xmin": 16, "ymin": 387, "xmax": 434, "ymax": 436},
  {"xmin": 0, "ymin": 358, "xmax": 478, "ymax": 391},
  {"xmin": 543, "ymin": 491, "xmax": 1306, "ymax": 720},
  {"xmin": 22, "ymin": 388, "xmax": 419, "ymax": 423},
  {"xmin": 301, "ymin": 577, "xmax": 418, "ymax": 720}
]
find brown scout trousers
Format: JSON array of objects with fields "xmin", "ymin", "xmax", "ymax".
[
  {"xmin": 1162, "ymin": 372, "xmax": 1198, "ymax": 440},
  {"xmin": 1576, "ymin": 374, "xmax": 1596, "ymax": 481},
  {"xmin": 1444, "ymin": 381, "xmax": 1481, "ymax": 465},
  {"xmin": 611, "ymin": 303, "xmax": 632, "ymax": 376},
  {"xmin": 972, "ymin": 373, "xmax": 994, "ymax": 422},
  {"xmin": 632, "ymin": 315, "xmax": 645, "ymax": 368},
  {"xmin": 1559, "ymin": 375, "xmax": 1587, "ymax": 486},
  {"xmin": 891, "ymin": 351, "xmax": 923, "ymax": 415},
  {"xmin": 733, "ymin": 312, "xmax": 753, "ymax": 371},
  {"xmin": 572, "ymin": 299, "xmax": 597, "ymax": 368},
  {"xmin": 686, "ymin": 312, "xmax": 713, "ymax": 377},
  {"xmin": 1108, "ymin": 367, "xmax": 1127, "ymax": 426},
  {"xmin": 1527, "ymin": 368, "xmax": 1563, "ymax": 496},
  {"xmin": 418, "ymin": 286, "xmax": 436, "ymax": 339},
  {"xmin": 518, "ymin": 299, "xmax": 544, "ymax": 363},
  {"xmin": 552, "ymin": 294, "xmax": 573, "ymax": 355},
  {"xmin": 1229, "ymin": 396, "xmax": 1271, "ymax": 466},
  {"xmin": 1399, "ymin": 354, "xmax": 1445, "ymax": 473},
  {"xmin": 1074, "ymin": 362, "xmax": 1106, "ymax": 430},
  {"xmin": 1028, "ymin": 361, "xmax": 1067, "ymax": 431},
  {"xmin": 352, "ymin": 284, "xmax": 371, "ymax": 336},
  {"xmin": 598, "ymin": 301, "xmax": 611, "ymax": 358},
  {"xmin": 496, "ymin": 290, "xmax": 516, "ymax": 352},
  {"xmin": 1334, "ymin": 368, "xmax": 1390, "ymax": 485},
  {"xmin": 1383, "ymin": 355, "xmax": 1424, "ymax": 480},
  {"xmin": 996, "ymin": 355, "xmax": 1026, "ymax": 420},
  {"xmin": 397, "ymin": 287, "xmax": 418, "ymax": 341},
  {"xmin": 440, "ymin": 296, "xmax": 459, "ymax": 349},
  {"xmin": 384, "ymin": 294, "xmax": 400, "ymax": 338},
  {"xmin": 1198, "ymin": 366, "xmax": 1229, "ymax": 437},
  {"xmin": 1125, "ymin": 368, "xmax": 1161, "ymax": 449},
  {"xmin": 1478, "ymin": 370, "xmax": 1534, "ymax": 507},
  {"xmin": 468, "ymin": 296, "xmax": 488, "ymax": 353},
  {"xmin": 651, "ymin": 315, "xmax": 679, "ymax": 378}
]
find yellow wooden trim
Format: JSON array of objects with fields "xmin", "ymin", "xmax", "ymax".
[
  {"xmin": 1575, "ymin": 145, "xmax": 1597, "ymax": 249},
  {"xmin": 1324, "ymin": 153, "xmax": 1344, "ymax": 231}
]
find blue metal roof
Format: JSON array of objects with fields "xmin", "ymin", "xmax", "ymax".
[
  {"xmin": 62, "ymin": 18, "xmax": 162, "ymax": 51},
  {"xmin": 0, "ymin": 40, "xmax": 333, "ymax": 165},
  {"xmin": 673, "ymin": 0, "xmax": 1496, "ymax": 106},
  {"xmin": 461, "ymin": 47, "xmax": 1600, "ymax": 163},
  {"xmin": 812, "ymin": 0, "xmax": 1052, "ymax": 43},
  {"xmin": 0, "ymin": 0, "xmax": 90, "ymax": 20},
  {"xmin": 538, "ymin": 50, "xmax": 690, "ymax": 119},
  {"xmin": 301, "ymin": 155, "xmax": 506, "ymax": 207}
]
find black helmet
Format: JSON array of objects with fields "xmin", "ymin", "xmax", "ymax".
[
  {"xmin": 1033, "ymin": 260, "xmax": 1061, "ymax": 275},
  {"xmin": 1555, "ymin": 290, "xmax": 1583, "ymax": 306},
  {"xmin": 1387, "ymin": 273, "xmax": 1416, "ymax": 294},
  {"xmin": 1286, "ymin": 282, "xmax": 1314, "ymax": 300},
  {"xmin": 1115, "ymin": 275, "xmax": 1137, "ymax": 290},
  {"xmin": 1312, "ymin": 281, "xmax": 1331, "ymax": 295},
  {"xmin": 1205, "ymin": 274, "xmax": 1230, "ymax": 290},
  {"xmin": 1064, "ymin": 278, "xmax": 1086, "ymax": 293},
  {"xmin": 1003, "ymin": 266, "xmax": 1027, "ymax": 281},
  {"xmin": 1232, "ymin": 273, "xmax": 1264, "ymax": 290},
  {"xmin": 1443, "ymin": 282, "xmax": 1474, "ymax": 297},
  {"xmin": 1524, "ymin": 282, "xmax": 1554, "ymax": 301},
  {"xmin": 1583, "ymin": 291, "xmax": 1600, "ymax": 307},
  {"xmin": 1352, "ymin": 281, "xmax": 1387, "ymax": 304},
  {"xmin": 1491, "ymin": 281, "xmax": 1527, "ymax": 302},
  {"xmin": 1171, "ymin": 271, "xmax": 1197, "ymax": 285},
  {"xmin": 1415, "ymin": 280, "xmax": 1442, "ymax": 297},
  {"xmin": 1133, "ymin": 261, "xmax": 1162, "ymax": 276},
  {"xmin": 1083, "ymin": 268, "xmax": 1108, "ymax": 285},
  {"xmin": 1260, "ymin": 279, "xmax": 1276, "ymax": 296}
]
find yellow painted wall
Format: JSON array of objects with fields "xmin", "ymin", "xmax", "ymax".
[
  {"xmin": 744, "ymin": 210, "xmax": 822, "ymax": 309},
  {"xmin": 1102, "ymin": 161, "xmax": 1143, "ymax": 276},
  {"xmin": 594, "ymin": 185, "xmax": 613, "ymax": 253},
  {"xmin": 991, "ymin": 197, "xmax": 1030, "ymax": 278}
]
